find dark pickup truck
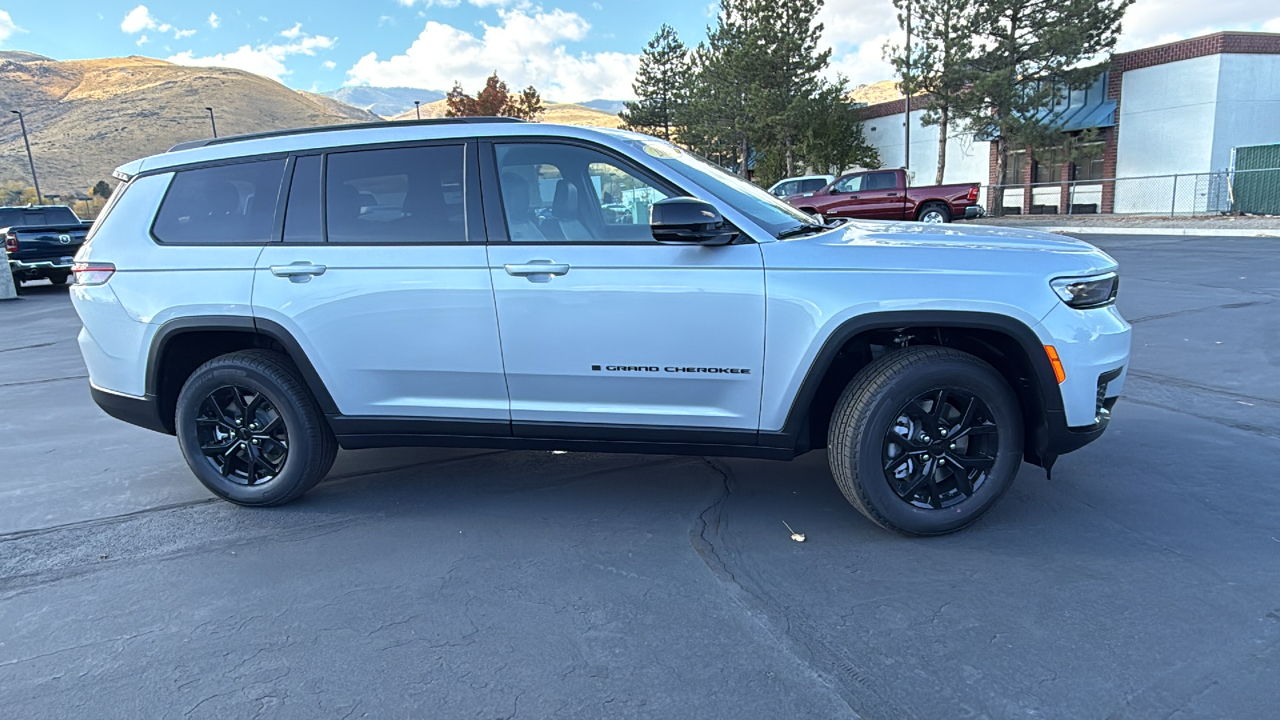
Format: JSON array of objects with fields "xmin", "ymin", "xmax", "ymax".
[
  {"xmin": 3, "ymin": 205, "xmax": 91, "ymax": 288},
  {"xmin": 784, "ymin": 168, "xmax": 982, "ymax": 224}
]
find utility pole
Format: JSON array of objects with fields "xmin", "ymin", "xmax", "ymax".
[
  {"xmin": 9, "ymin": 110, "xmax": 42, "ymax": 205},
  {"xmin": 414, "ymin": 101, "xmax": 421, "ymax": 120},
  {"xmin": 205, "ymin": 107, "xmax": 218, "ymax": 138},
  {"xmin": 903, "ymin": 0, "xmax": 911, "ymax": 175}
]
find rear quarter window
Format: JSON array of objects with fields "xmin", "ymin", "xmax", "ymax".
[{"xmin": 152, "ymin": 159, "xmax": 286, "ymax": 244}]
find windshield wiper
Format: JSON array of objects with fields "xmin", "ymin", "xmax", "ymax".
[{"xmin": 776, "ymin": 222, "xmax": 829, "ymax": 239}]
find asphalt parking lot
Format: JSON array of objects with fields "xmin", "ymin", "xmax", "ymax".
[{"xmin": 3, "ymin": 234, "xmax": 1279, "ymax": 719}]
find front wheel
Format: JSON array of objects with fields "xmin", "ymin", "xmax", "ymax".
[
  {"xmin": 828, "ymin": 347, "xmax": 1023, "ymax": 535},
  {"xmin": 175, "ymin": 349, "xmax": 337, "ymax": 506},
  {"xmin": 917, "ymin": 203, "xmax": 951, "ymax": 224}
]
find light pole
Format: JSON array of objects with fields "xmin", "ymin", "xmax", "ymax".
[
  {"xmin": 205, "ymin": 107, "xmax": 218, "ymax": 138},
  {"xmin": 9, "ymin": 110, "xmax": 43, "ymax": 205},
  {"xmin": 903, "ymin": 0, "xmax": 911, "ymax": 174},
  {"xmin": 414, "ymin": 101, "xmax": 421, "ymax": 120}
]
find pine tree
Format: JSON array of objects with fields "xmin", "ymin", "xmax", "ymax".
[
  {"xmin": 959, "ymin": 0, "xmax": 1133, "ymax": 215},
  {"xmin": 619, "ymin": 25, "xmax": 691, "ymax": 141},
  {"xmin": 886, "ymin": 0, "xmax": 978, "ymax": 185}
]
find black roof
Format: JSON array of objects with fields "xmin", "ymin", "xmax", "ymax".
[{"xmin": 168, "ymin": 117, "xmax": 526, "ymax": 153}]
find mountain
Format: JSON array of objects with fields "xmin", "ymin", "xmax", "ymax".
[
  {"xmin": 319, "ymin": 86, "xmax": 446, "ymax": 118},
  {"xmin": 387, "ymin": 100, "xmax": 623, "ymax": 129},
  {"xmin": 0, "ymin": 54, "xmax": 379, "ymax": 196},
  {"xmin": 849, "ymin": 80, "xmax": 904, "ymax": 106},
  {"xmin": 579, "ymin": 99, "xmax": 627, "ymax": 115}
]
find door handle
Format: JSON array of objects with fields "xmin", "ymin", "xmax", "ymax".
[
  {"xmin": 505, "ymin": 261, "xmax": 570, "ymax": 283},
  {"xmin": 887, "ymin": 192, "xmax": 898, "ymax": 197},
  {"xmin": 270, "ymin": 262, "xmax": 327, "ymax": 283},
  {"xmin": 850, "ymin": 195, "xmax": 860, "ymax": 199}
]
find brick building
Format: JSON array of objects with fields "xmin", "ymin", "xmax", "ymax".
[{"xmin": 854, "ymin": 31, "xmax": 1280, "ymax": 215}]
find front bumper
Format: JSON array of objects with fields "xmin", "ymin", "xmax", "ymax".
[{"xmin": 1031, "ymin": 302, "xmax": 1131, "ymax": 465}]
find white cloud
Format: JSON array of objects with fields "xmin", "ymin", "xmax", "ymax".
[
  {"xmin": 136, "ymin": 34, "xmax": 149, "ymax": 47},
  {"xmin": 168, "ymin": 25, "xmax": 336, "ymax": 82},
  {"xmin": 322, "ymin": 60, "xmax": 337, "ymax": 69},
  {"xmin": 818, "ymin": 0, "xmax": 1280, "ymax": 89},
  {"xmin": 346, "ymin": 7, "xmax": 638, "ymax": 101},
  {"xmin": 120, "ymin": 5, "xmax": 195, "ymax": 40},
  {"xmin": 0, "ymin": 10, "xmax": 22, "ymax": 45},
  {"xmin": 207, "ymin": 12, "xmax": 220, "ymax": 29}
]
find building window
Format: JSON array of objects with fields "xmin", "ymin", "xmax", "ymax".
[
  {"xmin": 1033, "ymin": 147, "xmax": 1064, "ymax": 184},
  {"xmin": 1073, "ymin": 142, "xmax": 1106, "ymax": 182},
  {"xmin": 1002, "ymin": 150, "xmax": 1026, "ymax": 186}
]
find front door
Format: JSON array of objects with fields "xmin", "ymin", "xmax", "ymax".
[
  {"xmin": 483, "ymin": 140, "xmax": 766, "ymax": 436},
  {"xmin": 253, "ymin": 143, "xmax": 510, "ymax": 426}
]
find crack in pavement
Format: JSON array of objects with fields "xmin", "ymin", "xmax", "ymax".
[
  {"xmin": 0, "ymin": 374, "xmax": 89, "ymax": 389},
  {"xmin": 0, "ymin": 342, "xmax": 57, "ymax": 354},
  {"xmin": 1126, "ymin": 299, "xmax": 1275, "ymax": 324}
]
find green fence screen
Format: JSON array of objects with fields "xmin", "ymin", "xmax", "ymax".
[{"xmin": 1234, "ymin": 143, "xmax": 1280, "ymax": 215}]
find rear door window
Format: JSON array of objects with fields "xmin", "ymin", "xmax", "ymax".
[
  {"xmin": 864, "ymin": 172, "xmax": 899, "ymax": 190},
  {"xmin": 152, "ymin": 159, "xmax": 286, "ymax": 244},
  {"xmin": 798, "ymin": 178, "xmax": 828, "ymax": 193},
  {"xmin": 324, "ymin": 145, "xmax": 467, "ymax": 244}
]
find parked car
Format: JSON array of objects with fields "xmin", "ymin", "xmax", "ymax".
[
  {"xmin": 785, "ymin": 168, "xmax": 982, "ymax": 223},
  {"xmin": 767, "ymin": 174, "xmax": 835, "ymax": 198},
  {"xmin": 72, "ymin": 119, "xmax": 1128, "ymax": 536},
  {"xmin": 3, "ymin": 205, "xmax": 92, "ymax": 288}
]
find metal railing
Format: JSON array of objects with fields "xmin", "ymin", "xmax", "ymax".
[{"xmin": 972, "ymin": 166, "xmax": 1280, "ymax": 218}]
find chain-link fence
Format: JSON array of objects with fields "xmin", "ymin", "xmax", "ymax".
[{"xmin": 974, "ymin": 166, "xmax": 1280, "ymax": 217}]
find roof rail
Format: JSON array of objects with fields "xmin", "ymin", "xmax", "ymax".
[{"xmin": 167, "ymin": 116, "xmax": 527, "ymax": 153}]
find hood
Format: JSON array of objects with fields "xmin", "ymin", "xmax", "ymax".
[{"xmin": 768, "ymin": 219, "xmax": 1118, "ymax": 277}]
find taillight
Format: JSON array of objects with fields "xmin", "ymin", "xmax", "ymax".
[
  {"xmin": 967, "ymin": 186, "xmax": 979, "ymax": 202},
  {"xmin": 72, "ymin": 262, "xmax": 115, "ymax": 286},
  {"xmin": 3, "ymin": 231, "xmax": 15, "ymax": 253}
]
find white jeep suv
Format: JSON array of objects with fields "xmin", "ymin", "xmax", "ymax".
[{"xmin": 71, "ymin": 119, "xmax": 1130, "ymax": 535}]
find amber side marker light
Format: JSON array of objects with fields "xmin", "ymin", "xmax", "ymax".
[{"xmin": 1044, "ymin": 345, "xmax": 1066, "ymax": 384}]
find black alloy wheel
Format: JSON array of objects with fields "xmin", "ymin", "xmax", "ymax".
[
  {"xmin": 883, "ymin": 388, "xmax": 998, "ymax": 509},
  {"xmin": 195, "ymin": 385, "xmax": 289, "ymax": 485}
]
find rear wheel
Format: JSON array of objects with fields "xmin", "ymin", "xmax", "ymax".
[
  {"xmin": 917, "ymin": 203, "xmax": 951, "ymax": 224},
  {"xmin": 827, "ymin": 346, "xmax": 1023, "ymax": 535},
  {"xmin": 175, "ymin": 349, "xmax": 337, "ymax": 506}
]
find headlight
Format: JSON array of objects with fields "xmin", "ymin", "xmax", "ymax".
[{"xmin": 1051, "ymin": 272, "xmax": 1118, "ymax": 309}]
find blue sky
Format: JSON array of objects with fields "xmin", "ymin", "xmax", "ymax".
[{"xmin": 1, "ymin": 1, "xmax": 1279, "ymax": 101}]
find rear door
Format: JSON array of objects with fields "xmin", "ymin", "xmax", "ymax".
[
  {"xmin": 483, "ymin": 139, "xmax": 766, "ymax": 437},
  {"xmin": 253, "ymin": 141, "xmax": 510, "ymax": 428}
]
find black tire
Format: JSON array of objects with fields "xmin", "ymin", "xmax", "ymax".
[
  {"xmin": 827, "ymin": 346, "xmax": 1023, "ymax": 536},
  {"xmin": 175, "ymin": 349, "xmax": 337, "ymax": 506},
  {"xmin": 46, "ymin": 272, "xmax": 70, "ymax": 286},
  {"xmin": 917, "ymin": 202, "xmax": 951, "ymax": 224}
]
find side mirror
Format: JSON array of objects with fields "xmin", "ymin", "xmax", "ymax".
[{"xmin": 650, "ymin": 197, "xmax": 739, "ymax": 245}]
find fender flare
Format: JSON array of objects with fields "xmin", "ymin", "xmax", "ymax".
[
  {"xmin": 762, "ymin": 310, "xmax": 1062, "ymax": 450},
  {"xmin": 146, "ymin": 315, "xmax": 340, "ymax": 417}
]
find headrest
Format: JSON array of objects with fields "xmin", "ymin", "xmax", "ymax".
[{"xmin": 552, "ymin": 180, "xmax": 578, "ymax": 217}]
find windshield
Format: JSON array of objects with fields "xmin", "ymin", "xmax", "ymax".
[{"xmin": 614, "ymin": 136, "xmax": 818, "ymax": 238}]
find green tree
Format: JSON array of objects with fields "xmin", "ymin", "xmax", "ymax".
[
  {"xmin": 797, "ymin": 82, "xmax": 881, "ymax": 176},
  {"xmin": 620, "ymin": 24, "xmax": 692, "ymax": 141},
  {"xmin": 445, "ymin": 73, "xmax": 545, "ymax": 121},
  {"xmin": 885, "ymin": 0, "xmax": 978, "ymax": 185},
  {"xmin": 960, "ymin": 0, "xmax": 1132, "ymax": 215},
  {"xmin": 91, "ymin": 180, "xmax": 113, "ymax": 200}
]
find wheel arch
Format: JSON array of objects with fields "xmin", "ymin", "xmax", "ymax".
[
  {"xmin": 146, "ymin": 316, "xmax": 338, "ymax": 434},
  {"xmin": 764, "ymin": 311, "xmax": 1062, "ymax": 467},
  {"xmin": 915, "ymin": 200, "xmax": 950, "ymax": 220}
]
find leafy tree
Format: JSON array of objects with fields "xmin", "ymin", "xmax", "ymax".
[
  {"xmin": 960, "ymin": 0, "xmax": 1132, "ymax": 214},
  {"xmin": 445, "ymin": 73, "xmax": 544, "ymax": 121},
  {"xmin": 885, "ymin": 0, "xmax": 978, "ymax": 185},
  {"xmin": 797, "ymin": 82, "xmax": 881, "ymax": 175},
  {"xmin": 620, "ymin": 24, "xmax": 692, "ymax": 141},
  {"xmin": 91, "ymin": 180, "xmax": 113, "ymax": 200}
]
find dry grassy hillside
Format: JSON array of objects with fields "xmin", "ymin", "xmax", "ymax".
[
  {"xmin": 386, "ymin": 100, "xmax": 623, "ymax": 128},
  {"xmin": 0, "ymin": 55, "xmax": 378, "ymax": 196},
  {"xmin": 849, "ymin": 80, "xmax": 904, "ymax": 106}
]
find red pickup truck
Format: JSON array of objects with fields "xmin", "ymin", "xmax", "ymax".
[{"xmin": 784, "ymin": 168, "xmax": 982, "ymax": 224}]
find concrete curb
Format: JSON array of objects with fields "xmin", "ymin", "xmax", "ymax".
[
  {"xmin": 1022, "ymin": 226, "xmax": 1280, "ymax": 237},
  {"xmin": 0, "ymin": 248, "xmax": 18, "ymax": 300}
]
